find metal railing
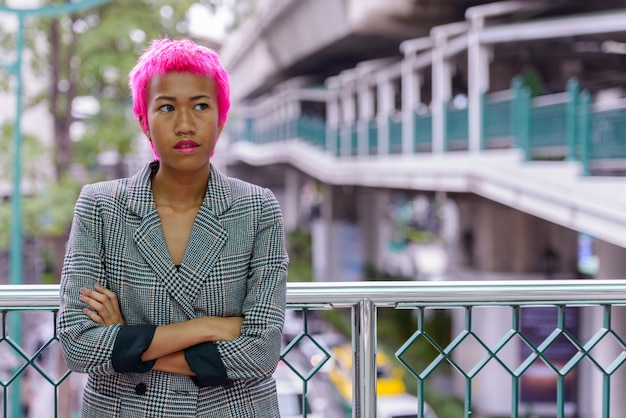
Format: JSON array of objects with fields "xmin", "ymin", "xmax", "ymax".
[
  {"xmin": 2, "ymin": 280, "xmax": 626, "ymax": 417},
  {"xmin": 230, "ymin": 76, "xmax": 626, "ymax": 176}
]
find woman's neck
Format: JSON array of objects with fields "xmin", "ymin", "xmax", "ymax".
[{"xmin": 151, "ymin": 165, "xmax": 209, "ymax": 210}]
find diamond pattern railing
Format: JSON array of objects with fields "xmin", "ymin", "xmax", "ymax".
[
  {"xmin": 280, "ymin": 307, "xmax": 332, "ymax": 417},
  {"xmin": 2, "ymin": 281, "xmax": 626, "ymax": 418}
]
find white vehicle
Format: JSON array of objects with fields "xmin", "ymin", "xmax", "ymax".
[
  {"xmin": 377, "ymin": 393, "xmax": 438, "ymax": 418},
  {"xmin": 274, "ymin": 361, "xmax": 322, "ymax": 418}
]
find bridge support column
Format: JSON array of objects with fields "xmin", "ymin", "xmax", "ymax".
[
  {"xmin": 283, "ymin": 168, "xmax": 302, "ymax": 232},
  {"xmin": 456, "ymin": 197, "xmax": 578, "ymax": 275},
  {"xmin": 312, "ymin": 184, "xmax": 363, "ymax": 281},
  {"xmin": 357, "ymin": 188, "xmax": 390, "ymax": 274}
]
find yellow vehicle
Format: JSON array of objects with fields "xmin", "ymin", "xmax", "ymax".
[
  {"xmin": 328, "ymin": 344, "xmax": 407, "ymax": 404},
  {"xmin": 328, "ymin": 344, "xmax": 438, "ymax": 418}
]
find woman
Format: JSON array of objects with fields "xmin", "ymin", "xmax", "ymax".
[{"xmin": 57, "ymin": 38, "xmax": 288, "ymax": 417}]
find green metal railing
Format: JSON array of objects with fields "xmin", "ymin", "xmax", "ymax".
[
  {"xmin": 589, "ymin": 108, "xmax": 626, "ymax": 160},
  {"xmin": 483, "ymin": 93, "xmax": 513, "ymax": 148},
  {"xmin": 231, "ymin": 75, "xmax": 626, "ymax": 176},
  {"xmin": 368, "ymin": 120, "xmax": 378, "ymax": 155},
  {"xmin": 529, "ymin": 101, "xmax": 568, "ymax": 153},
  {"xmin": 296, "ymin": 116, "xmax": 326, "ymax": 148},
  {"xmin": 2, "ymin": 281, "xmax": 626, "ymax": 417},
  {"xmin": 444, "ymin": 104, "xmax": 469, "ymax": 151},
  {"xmin": 414, "ymin": 111, "xmax": 433, "ymax": 152},
  {"xmin": 350, "ymin": 124, "xmax": 359, "ymax": 156},
  {"xmin": 389, "ymin": 116, "xmax": 403, "ymax": 154}
]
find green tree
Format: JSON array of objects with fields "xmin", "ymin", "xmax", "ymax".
[{"xmin": 1, "ymin": 0, "xmax": 256, "ymax": 280}]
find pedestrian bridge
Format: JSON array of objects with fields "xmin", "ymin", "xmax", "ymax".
[
  {"xmin": 225, "ymin": 73, "xmax": 626, "ymax": 285},
  {"xmin": 224, "ymin": 5, "xmax": 626, "ymax": 255},
  {"xmin": 2, "ymin": 281, "xmax": 626, "ymax": 417}
]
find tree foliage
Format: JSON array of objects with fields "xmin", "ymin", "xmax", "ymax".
[{"xmin": 0, "ymin": 0, "xmax": 255, "ymax": 260}]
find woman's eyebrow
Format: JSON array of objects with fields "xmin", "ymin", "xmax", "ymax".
[
  {"xmin": 154, "ymin": 95, "xmax": 176, "ymax": 102},
  {"xmin": 154, "ymin": 95, "xmax": 211, "ymax": 101},
  {"xmin": 189, "ymin": 94, "xmax": 212, "ymax": 101}
]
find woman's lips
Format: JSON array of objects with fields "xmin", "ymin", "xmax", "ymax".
[{"xmin": 174, "ymin": 140, "xmax": 199, "ymax": 152}]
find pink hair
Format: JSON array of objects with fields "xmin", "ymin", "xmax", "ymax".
[{"xmin": 129, "ymin": 38, "xmax": 230, "ymax": 157}]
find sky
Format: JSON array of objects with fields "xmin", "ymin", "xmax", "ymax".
[
  {"xmin": 4, "ymin": 0, "xmax": 233, "ymax": 42},
  {"xmin": 188, "ymin": 2, "xmax": 234, "ymax": 41}
]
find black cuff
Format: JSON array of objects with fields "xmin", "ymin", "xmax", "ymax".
[
  {"xmin": 184, "ymin": 342, "xmax": 229, "ymax": 387},
  {"xmin": 112, "ymin": 325, "xmax": 157, "ymax": 373}
]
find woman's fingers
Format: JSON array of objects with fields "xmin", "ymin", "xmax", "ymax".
[
  {"xmin": 83, "ymin": 307, "xmax": 103, "ymax": 324},
  {"xmin": 80, "ymin": 284, "xmax": 125, "ymax": 325}
]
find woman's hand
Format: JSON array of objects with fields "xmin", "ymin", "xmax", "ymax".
[{"xmin": 79, "ymin": 283, "xmax": 125, "ymax": 326}]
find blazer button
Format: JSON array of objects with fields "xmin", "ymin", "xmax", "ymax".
[{"xmin": 135, "ymin": 382, "xmax": 147, "ymax": 395}]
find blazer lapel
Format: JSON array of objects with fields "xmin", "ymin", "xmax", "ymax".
[
  {"xmin": 178, "ymin": 165, "xmax": 231, "ymax": 312},
  {"xmin": 134, "ymin": 210, "xmax": 180, "ymax": 296},
  {"xmin": 128, "ymin": 163, "xmax": 233, "ymax": 319}
]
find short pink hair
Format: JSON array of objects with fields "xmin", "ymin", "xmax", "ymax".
[{"xmin": 129, "ymin": 38, "xmax": 230, "ymax": 155}]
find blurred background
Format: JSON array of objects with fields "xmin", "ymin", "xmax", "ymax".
[{"xmin": 3, "ymin": 0, "xmax": 626, "ymax": 417}]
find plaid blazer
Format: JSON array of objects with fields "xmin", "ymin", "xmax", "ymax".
[{"xmin": 58, "ymin": 162, "xmax": 288, "ymax": 417}]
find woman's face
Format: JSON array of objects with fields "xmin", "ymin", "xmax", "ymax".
[{"xmin": 144, "ymin": 71, "xmax": 221, "ymax": 172}]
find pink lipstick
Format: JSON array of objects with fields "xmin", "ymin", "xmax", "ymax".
[{"xmin": 174, "ymin": 140, "xmax": 199, "ymax": 153}]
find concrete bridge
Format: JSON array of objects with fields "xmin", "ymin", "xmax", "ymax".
[
  {"xmin": 218, "ymin": 0, "xmax": 626, "ymax": 279},
  {"xmin": 216, "ymin": 1, "xmax": 626, "ymax": 415}
]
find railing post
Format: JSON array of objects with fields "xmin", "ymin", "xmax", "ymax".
[
  {"xmin": 352, "ymin": 298, "xmax": 377, "ymax": 418},
  {"xmin": 566, "ymin": 77, "xmax": 579, "ymax": 161},
  {"xmin": 511, "ymin": 76, "xmax": 522, "ymax": 144},
  {"xmin": 579, "ymin": 90, "xmax": 591, "ymax": 176},
  {"xmin": 519, "ymin": 86, "xmax": 531, "ymax": 161},
  {"xmin": 442, "ymin": 101, "xmax": 448, "ymax": 152}
]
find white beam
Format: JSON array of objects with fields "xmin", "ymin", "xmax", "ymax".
[{"xmin": 480, "ymin": 10, "xmax": 626, "ymax": 44}]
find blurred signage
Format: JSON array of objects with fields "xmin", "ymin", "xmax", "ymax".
[{"xmin": 520, "ymin": 306, "xmax": 578, "ymax": 406}]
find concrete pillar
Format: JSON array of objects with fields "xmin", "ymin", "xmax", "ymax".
[
  {"xmin": 312, "ymin": 183, "xmax": 335, "ymax": 281},
  {"xmin": 357, "ymin": 188, "xmax": 390, "ymax": 272},
  {"xmin": 467, "ymin": 15, "xmax": 490, "ymax": 153},
  {"xmin": 401, "ymin": 59, "xmax": 421, "ymax": 156},
  {"xmin": 283, "ymin": 168, "xmax": 301, "ymax": 232},
  {"xmin": 340, "ymin": 84, "xmax": 357, "ymax": 157},
  {"xmin": 326, "ymin": 88, "xmax": 340, "ymax": 155},
  {"xmin": 456, "ymin": 197, "xmax": 578, "ymax": 275},
  {"xmin": 595, "ymin": 240, "xmax": 626, "ymax": 280},
  {"xmin": 357, "ymin": 82, "xmax": 375, "ymax": 156},
  {"xmin": 312, "ymin": 184, "xmax": 363, "ymax": 281},
  {"xmin": 431, "ymin": 30, "xmax": 453, "ymax": 154},
  {"xmin": 376, "ymin": 71, "xmax": 394, "ymax": 155}
]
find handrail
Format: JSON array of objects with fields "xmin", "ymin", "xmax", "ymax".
[
  {"xmin": 3, "ymin": 280, "xmax": 626, "ymax": 417},
  {"xmin": 5, "ymin": 280, "xmax": 626, "ymax": 309},
  {"xmin": 287, "ymin": 279, "xmax": 626, "ymax": 305}
]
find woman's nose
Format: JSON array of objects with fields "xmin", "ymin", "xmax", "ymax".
[{"xmin": 175, "ymin": 110, "xmax": 196, "ymax": 135}]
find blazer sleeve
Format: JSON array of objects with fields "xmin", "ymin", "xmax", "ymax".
[
  {"xmin": 57, "ymin": 184, "xmax": 123, "ymax": 375},
  {"xmin": 215, "ymin": 187, "xmax": 289, "ymax": 380}
]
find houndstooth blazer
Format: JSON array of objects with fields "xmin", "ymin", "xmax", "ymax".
[{"xmin": 58, "ymin": 162, "xmax": 288, "ymax": 417}]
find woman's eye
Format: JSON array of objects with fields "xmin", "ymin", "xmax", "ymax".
[
  {"xmin": 194, "ymin": 103, "xmax": 209, "ymax": 110},
  {"xmin": 159, "ymin": 104, "xmax": 175, "ymax": 112}
]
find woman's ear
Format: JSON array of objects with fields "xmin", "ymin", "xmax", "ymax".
[{"xmin": 138, "ymin": 116, "xmax": 150, "ymax": 139}]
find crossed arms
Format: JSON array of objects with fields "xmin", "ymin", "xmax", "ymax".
[{"xmin": 80, "ymin": 283, "xmax": 243, "ymax": 376}]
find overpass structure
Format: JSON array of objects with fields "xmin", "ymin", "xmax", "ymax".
[
  {"xmin": 220, "ymin": 0, "xmax": 626, "ymax": 276},
  {"xmin": 218, "ymin": 2, "xmax": 626, "ymax": 415}
]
